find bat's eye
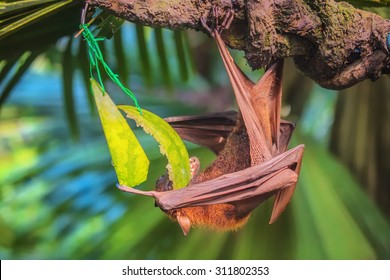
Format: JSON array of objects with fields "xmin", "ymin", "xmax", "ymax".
[
  {"xmin": 347, "ymin": 47, "xmax": 361, "ymax": 65},
  {"xmin": 353, "ymin": 47, "xmax": 361, "ymax": 54},
  {"xmin": 386, "ymin": 34, "xmax": 390, "ymax": 50}
]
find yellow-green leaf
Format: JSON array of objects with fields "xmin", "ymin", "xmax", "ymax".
[
  {"xmin": 118, "ymin": 105, "xmax": 191, "ymax": 189},
  {"xmin": 91, "ymin": 79, "xmax": 149, "ymax": 186}
]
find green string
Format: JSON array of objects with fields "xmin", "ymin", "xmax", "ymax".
[{"xmin": 80, "ymin": 23, "xmax": 142, "ymax": 114}]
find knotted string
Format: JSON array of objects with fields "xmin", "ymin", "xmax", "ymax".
[{"xmin": 80, "ymin": 23, "xmax": 142, "ymax": 114}]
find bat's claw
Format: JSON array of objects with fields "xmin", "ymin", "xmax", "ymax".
[
  {"xmin": 200, "ymin": 17, "xmax": 214, "ymax": 37},
  {"xmin": 200, "ymin": 6, "xmax": 234, "ymax": 37},
  {"xmin": 219, "ymin": 9, "xmax": 234, "ymax": 33}
]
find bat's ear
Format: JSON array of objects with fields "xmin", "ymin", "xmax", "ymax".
[{"xmin": 176, "ymin": 212, "xmax": 191, "ymax": 236}]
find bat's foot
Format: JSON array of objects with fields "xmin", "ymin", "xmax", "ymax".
[{"xmin": 200, "ymin": 6, "xmax": 234, "ymax": 37}]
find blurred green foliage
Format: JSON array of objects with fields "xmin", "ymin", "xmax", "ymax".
[{"xmin": 1, "ymin": 87, "xmax": 389, "ymax": 259}]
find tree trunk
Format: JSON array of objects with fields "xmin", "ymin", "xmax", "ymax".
[{"xmin": 90, "ymin": 0, "xmax": 390, "ymax": 90}]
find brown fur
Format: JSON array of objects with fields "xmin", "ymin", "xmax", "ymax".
[
  {"xmin": 163, "ymin": 122, "xmax": 253, "ymax": 231},
  {"xmin": 194, "ymin": 127, "xmax": 250, "ymax": 183},
  {"xmin": 169, "ymin": 204, "xmax": 250, "ymax": 231}
]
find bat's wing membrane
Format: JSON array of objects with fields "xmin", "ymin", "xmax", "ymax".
[
  {"xmin": 279, "ymin": 120, "xmax": 295, "ymax": 153},
  {"xmin": 165, "ymin": 110, "xmax": 237, "ymax": 154},
  {"xmin": 253, "ymin": 60, "xmax": 284, "ymax": 153},
  {"xmin": 166, "ymin": 110, "xmax": 295, "ymax": 158},
  {"xmin": 214, "ymin": 32, "xmax": 273, "ymax": 162}
]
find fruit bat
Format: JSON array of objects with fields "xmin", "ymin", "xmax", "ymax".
[{"xmin": 118, "ymin": 9, "xmax": 304, "ymax": 235}]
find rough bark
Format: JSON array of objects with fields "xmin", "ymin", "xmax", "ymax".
[{"xmin": 90, "ymin": 0, "xmax": 390, "ymax": 90}]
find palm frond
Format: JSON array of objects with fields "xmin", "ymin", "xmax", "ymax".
[
  {"xmin": 0, "ymin": 0, "xmax": 75, "ymax": 40},
  {"xmin": 174, "ymin": 30, "xmax": 190, "ymax": 82},
  {"xmin": 154, "ymin": 27, "xmax": 173, "ymax": 92},
  {"xmin": 62, "ymin": 36, "xmax": 79, "ymax": 139},
  {"xmin": 135, "ymin": 25, "xmax": 153, "ymax": 87},
  {"xmin": 330, "ymin": 76, "xmax": 390, "ymax": 221},
  {"xmin": 0, "ymin": 51, "xmax": 40, "ymax": 107}
]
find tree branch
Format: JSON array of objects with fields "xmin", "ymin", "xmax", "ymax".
[{"xmin": 91, "ymin": 0, "xmax": 390, "ymax": 90}]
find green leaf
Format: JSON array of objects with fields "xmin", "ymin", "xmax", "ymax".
[
  {"xmin": 118, "ymin": 105, "xmax": 191, "ymax": 189},
  {"xmin": 91, "ymin": 79, "xmax": 149, "ymax": 187}
]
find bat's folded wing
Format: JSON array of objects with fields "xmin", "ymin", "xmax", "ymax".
[
  {"xmin": 155, "ymin": 144, "xmax": 304, "ymax": 211},
  {"xmin": 165, "ymin": 110, "xmax": 296, "ymax": 156},
  {"xmin": 164, "ymin": 110, "xmax": 237, "ymax": 154},
  {"xmin": 278, "ymin": 120, "xmax": 295, "ymax": 154}
]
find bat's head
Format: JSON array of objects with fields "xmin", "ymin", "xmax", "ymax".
[
  {"xmin": 155, "ymin": 156, "xmax": 200, "ymax": 193},
  {"xmin": 155, "ymin": 173, "xmax": 172, "ymax": 192},
  {"xmin": 153, "ymin": 157, "xmax": 200, "ymax": 236},
  {"xmin": 153, "ymin": 176, "xmax": 192, "ymax": 235}
]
